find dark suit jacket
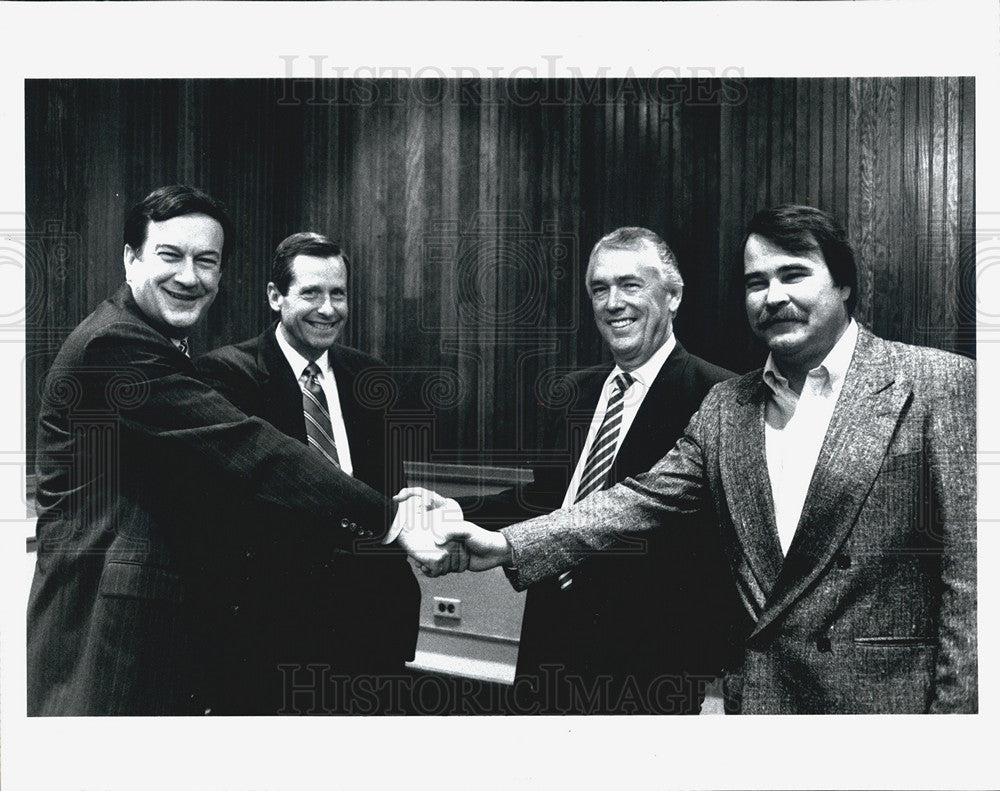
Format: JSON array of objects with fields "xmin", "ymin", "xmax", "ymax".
[
  {"xmin": 463, "ymin": 341, "xmax": 739, "ymax": 713},
  {"xmin": 27, "ymin": 284, "xmax": 394, "ymax": 716},
  {"xmin": 503, "ymin": 327, "xmax": 977, "ymax": 713},
  {"xmin": 195, "ymin": 327, "xmax": 420, "ymax": 714}
]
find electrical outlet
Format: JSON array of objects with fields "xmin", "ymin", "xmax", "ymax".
[{"xmin": 432, "ymin": 596, "xmax": 462, "ymax": 621}]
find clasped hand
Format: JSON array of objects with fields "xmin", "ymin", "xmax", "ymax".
[{"xmin": 390, "ymin": 487, "xmax": 512, "ymax": 576}]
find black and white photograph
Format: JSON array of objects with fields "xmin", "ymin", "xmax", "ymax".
[{"xmin": 0, "ymin": 2, "xmax": 997, "ymax": 790}]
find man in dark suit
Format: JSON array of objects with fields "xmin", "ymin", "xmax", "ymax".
[
  {"xmin": 195, "ymin": 232, "xmax": 420, "ymax": 714},
  {"xmin": 405, "ymin": 227, "xmax": 738, "ymax": 714},
  {"xmin": 27, "ymin": 186, "xmax": 445, "ymax": 716},
  {"xmin": 431, "ymin": 205, "xmax": 977, "ymax": 714}
]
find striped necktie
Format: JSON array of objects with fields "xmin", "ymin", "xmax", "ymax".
[
  {"xmin": 300, "ymin": 361, "xmax": 340, "ymax": 468},
  {"xmin": 559, "ymin": 371, "xmax": 634, "ymax": 590}
]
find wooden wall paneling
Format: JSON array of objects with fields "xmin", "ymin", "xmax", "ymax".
[
  {"xmin": 450, "ymin": 90, "xmax": 482, "ymax": 460},
  {"xmin": 768, "ymin": 79, "xmax": 791, "ymax": 206},
  {"xmin": 716, "ymin": 94, "xmax": 747, "ymax": 371},
  {"xmin": 83, "ymin": 82, "xmax": 125, "ymax": 322},
  {"xmin": 679, "ymin": 100, "xmax": 722, "ymax": 364},
  {"xmin": 898, "ymin": 78, "xmax": 923, "ymax": 346},
  {"xmin": 806, "ymin": 80, "xmax": 824, "ymax": 208},
  {"xmin": 846, "ymin": 78, "xmax": 872, "ymax": 328},
  {"xmin": 927, "ymin": 77, "xmax": 948, "ymax": 344},
  {"xmin": 792, "ymin": 79, "xmax": 810, "ymax": 202},
  {"xmin": 177, "ymin": 81, "xmax": 211, "ymax": 189},
  {"xmin": 957, "ymin": 78, "xmax": 976, "ymax": 358},
  {"xmin": 430, "ymin": 82, "xmax": 462, "ymax": 456},
  {"xmin": 830, "ymin": 79, "xmax": 849, "ymax": 216},
  {"xmin": 471, "ymin": 81, "xmax": 500, "ymax": 456},
  {"xmin": 24, "ymin": 77, "xmax": 976, "ymax": 468},
  {"xmin": 513, "ymin": 97, "xmax": 544, "ymax": 459},
  {"xmin": 377, "ymin": 86, "xmax": 405, "ymax": 364},
  {"xmin": 940, "ymin": 77, "xmax": 962, "ymax": 351},
  {"xmin": 944, "ymin": 77, "xmax": 961, "ymax": 349},
  {"xmin": 878, "ymin": 78, "xmax": 907, "ymax": 344},
  {"xmin": 299, "ymin": 100, "xmax": 341, "ymax": 245}
]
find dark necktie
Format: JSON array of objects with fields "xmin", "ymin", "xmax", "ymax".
[
  {"xmin": 560, "ymin": 371, "xmax": 635, "ymax": 590},
  {"xmin": 300, "ymin": 362, "xmax": 340, "ymax": 468},
  {"xmin": 175, "ymin": 337, "xmax": 190, "ymax": 357}
]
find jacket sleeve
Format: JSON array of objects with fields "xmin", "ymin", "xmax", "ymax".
[
  {"xmin": 76, "ymin": 321, "xmax": 394, "ymax": 545},
  {"xmin": 926, "ymin": 356, "xmax": 977, "ymax": 713},
  {"xmin": 500, "ymin": 387, "xmax": 716, "ymax": 590}
]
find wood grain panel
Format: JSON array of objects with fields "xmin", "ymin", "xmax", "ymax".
[{"xmin": 25, "ymin": 77, "xmax": 974, "ymax": 466}]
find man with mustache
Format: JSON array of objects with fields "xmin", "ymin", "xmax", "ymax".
[
  {"xmin": 422, "ymin": 204, "xmax": 977, "ymax": 714},
  {"xmin": 196, "ymin": 233, "xmax": 420, "ymax": 714}
]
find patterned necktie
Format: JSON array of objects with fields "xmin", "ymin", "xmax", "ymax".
[
  {"xmin": 559, "ymin": 371, "xmax": 635, "ymax": 590},
  {"xmin": 300, "ymin": 362, "xmax": 340, "ymax": 468}
]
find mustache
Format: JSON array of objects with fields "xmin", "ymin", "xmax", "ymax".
[{"xmin": 758, "ymin": 309, "xmax": 806, "ymax": 328}]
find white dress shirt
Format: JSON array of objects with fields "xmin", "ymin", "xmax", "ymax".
[
  {"xmin": 275, "ymin": 325, "xmax": 354, "ymax": 476},
  {"xmin": 763, "ymin": 319, "xmax": 858, "ymax": 555},
  {"xmin": 562, "ymin": 333, "xmax": 677, "ymax": 508}
]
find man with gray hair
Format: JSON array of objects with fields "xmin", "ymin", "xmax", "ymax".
[
  {"xmin": 426, "ymin": 206, "xmax": 977, "ymax": 714},
  {"xmin": 408, "ymin": 227, "xmax": 737, "ymax": 714}
]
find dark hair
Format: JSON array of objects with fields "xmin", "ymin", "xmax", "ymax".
[
  {"xmin": 588, "ymin": 226, "xmax": 684, "ymax": 295},
  {"xmin": 743, "ymin": 204, "xmax": 857, "ymax": 314},
  {"xmin": 270, "ymin": 232, "xmax": 350, "ymax": 295},
  {"xmin": 123, "ymin": 185, "xmax": 235, "ymax": 264}
]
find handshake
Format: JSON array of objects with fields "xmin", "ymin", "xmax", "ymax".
[{"xmin": 390, "ymin": 487, "xmax": 513, "ymax": 576}]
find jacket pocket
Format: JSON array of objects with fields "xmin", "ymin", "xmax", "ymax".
[{"xmin": 98, "ymin": 561, "xmax": 185, "ymax": 604}]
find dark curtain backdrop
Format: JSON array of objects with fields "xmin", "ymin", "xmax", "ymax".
[{"xmin": 25, "ymin": 77, "xmax": 974, "ymax": 468}]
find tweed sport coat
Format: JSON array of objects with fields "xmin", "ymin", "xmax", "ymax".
[
  {"xmin": 461, "ymin": 342, "xmax": 739, "ymax": 712},
  {"xmin": 501, "ymin": 327, "xmax": 977, "ymax": 714},
  {"xmin": 28, "ymin": 284, "xmax": 394, "ymax": 716},
  {"xmin": 195, "ymin": 328, "xmax": 420, "ymax": 713}
]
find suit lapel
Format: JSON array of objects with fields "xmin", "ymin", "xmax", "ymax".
[
  {"xmin": 258, "ymin": 327, "xmax": 308, "ymax": 443},
  {"xmin": 563, "ymin": 368, "xmax": 609, "ymax": 471},
  {"xmin": 328, "ymin": 346, "xmax": 363, "ymax": 451},
  {"xmin": 614, "ymin": 343, "xmax": 686, "ymax": 479},
  {"xmin": 719, "ymin": 375, "xmax": 784, "ymax": 619},
  {"xmin": 751, "ymin": 327, "xmax": 912, "ymax": 637}
]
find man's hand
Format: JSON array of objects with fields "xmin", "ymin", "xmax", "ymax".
[
  {"xmin": 393, "ymin": 486, "xmax": 463, "ymax": 518},
  {"xmin": 391, "ymin": 495, "xmax": 469, "ymax": 575},
  {"xmin": 392, "ymin": 488, "xmax": 513, "ymax": 577}
]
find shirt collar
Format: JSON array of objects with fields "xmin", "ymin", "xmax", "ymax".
[
  {"xmin": 610, "ymin": 332, "xmax": 676, "ymax": 391},
  {"xmin": 274, "ymin": 324, "xmax": 331, "ymax": 379},
  {"xmin": 763, "ymin": 318, "xmax": 858, "ymax": 393}
]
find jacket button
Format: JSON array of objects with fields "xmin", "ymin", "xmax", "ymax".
[
  {"xmin": 231, "ymin": 605, "xmax": 240, "ymax": 616},
  {"xmin": 835, "ymin": 553, "xmax": 851, "ymax": 569},
  {"xmin": 341, "ymin": 518, "xmax": 350, "ymax": 529},
  {"xmin": 349, "ymin": 522, "xmax": 358, "ymax": 532},
  {"xmin": 817, "ymin": 636, "xmax": 831, "ymax": 653}
]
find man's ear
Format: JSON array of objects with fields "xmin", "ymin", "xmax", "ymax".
[
  {"xmin": 266, "ymin": 282, "xmax": 282, "ymax": 312},
  {"xmin": 668, "ymin": 285, "xmax": 683, "ymax": 316},
  {"xmin": 123, "ymin": 245, "xmax": 138, "ymax": 281}
]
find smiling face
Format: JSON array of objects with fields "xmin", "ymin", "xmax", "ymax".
[
  {"xmin": 267, "ymin": 254, "xmax": 348, "ymax": 361},
  {"xmin": 743, "ymin": 232, "xmax": 851, "ymax": 376},
  {"xmin": 123, "ymin": 213, "xmax": 224, "ymax": 335},
  {"xmin": 587, "ymin": 243, "xmax": 681, "ymax": 371}
]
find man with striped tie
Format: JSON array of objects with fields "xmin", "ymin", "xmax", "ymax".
[
  {"xmin": 402, "ymin": 227, "xmax": 738, "ymax": 714},
  {"xmin": 28, "ymin": 188, "xmax": 444, "ymax": 717},
  {"xmin": 196, "ymin": 232, "xmax": 420, "ymax": 714}
]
